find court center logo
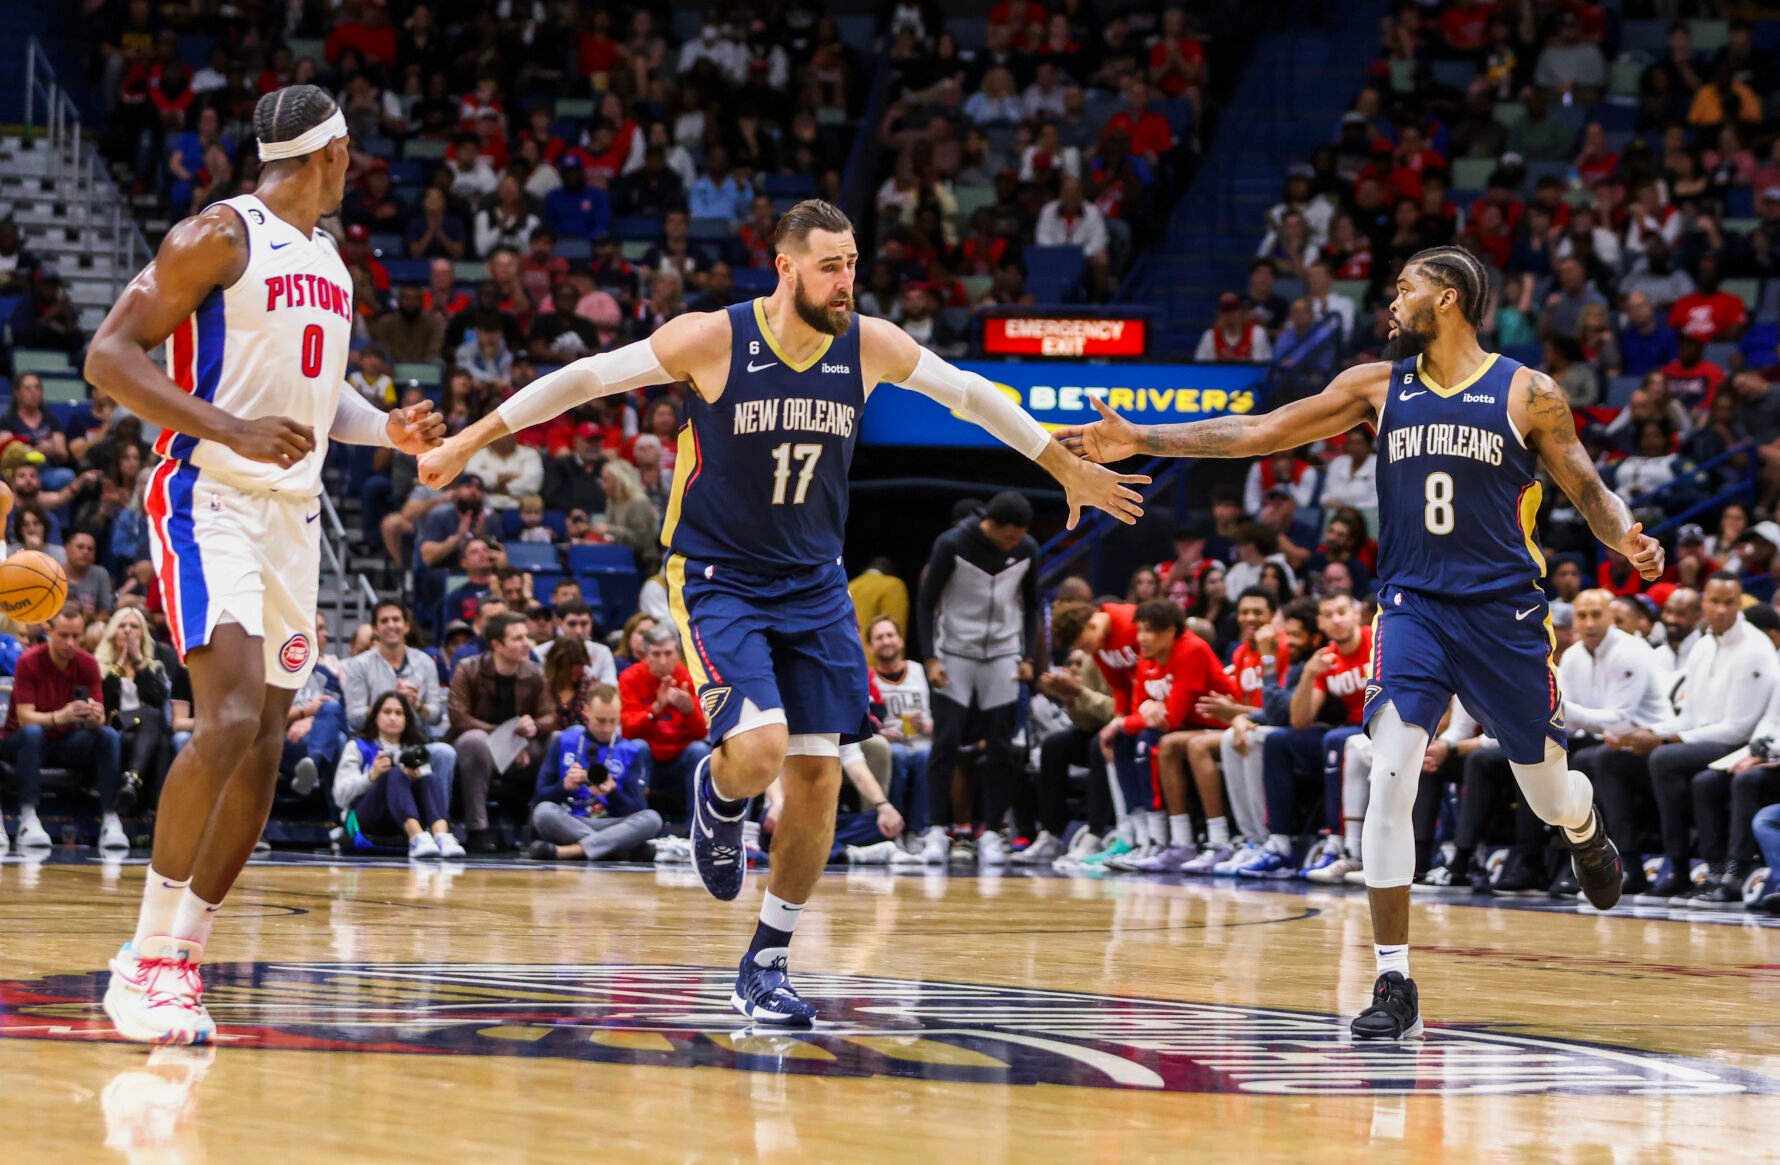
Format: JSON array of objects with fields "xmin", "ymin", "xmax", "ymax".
[{"xmin": 0, "ymin": 963, "xmax": 1771, "ymax": 1097}]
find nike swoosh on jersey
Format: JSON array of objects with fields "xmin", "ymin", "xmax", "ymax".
[
  {"xmin": 746, "ymin": 360, "xmax": 779, "ymax": 373},
  {"xmin": 1514, "ymin": 607, "xmax": 1540, "ymax": 620},
  {"xmin": 1397, "ymin": 389, "xmax": 1427, "ymax": 401},
  {"xmin": 269, "ymin": 241, "xmax": 292, "ymax": 250},
  {"xmin": 305, "ymin": 512, "xmax": 320, "ymax": 523}
]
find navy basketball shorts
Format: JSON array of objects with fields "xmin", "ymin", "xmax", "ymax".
[
  {"xmin": 1361, "ymin": 583, "xmax": 1566, "ymax": 765},
  {"xmin": 665, "ymin": 553, "xmax": 872, "ymax": 744}
]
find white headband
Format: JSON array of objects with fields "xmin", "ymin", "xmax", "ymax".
[{"xmin": 258, "ymin": 109, "xmax": 348, "ymax": 162}]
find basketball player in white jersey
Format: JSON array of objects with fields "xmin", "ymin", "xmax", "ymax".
[{"xmin": 84, "ymin": 86, "xmax": 444, "ymax": 1044}]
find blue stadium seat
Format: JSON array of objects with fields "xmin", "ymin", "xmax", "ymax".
[
  {"xmin": 732, "ymin": 267, "xmax": 776, "ymax": 294},
  {"xmin": 1024, "ymin": 245, "xmax": 1085, "ymax": 303},
  {"xmin": 557, "ymin": 238, "xmax": 592, "ymax": 261},
  {"xmin": 1728, "ymin": 186, "xmax": 1756, "ymax": 218},
  {"xmin": 1606, "ymin": 375, "xmax": 1641, "ymax": 408},
  {"xmin": 763, "ymin": 173, "xmax": 816, "ymax": 198},
  {"xmin": 1705, "ymin": 341, "xmax": 1740, "ymax": 368},
  {"xmin": 384, "ymin": 259, "xmax": 430, "ymax": 284},
  {"xmin": 1741, "ymin": 322, "xmax": 1779, "ymax": 367},
  {"xmin": 611, "ymin": 215, "xmax": 662, "ymax": 240},
  {"xmin": 1758, "ymin": 280, "xmax": 1780, "ymax": 323},
  {"xmin": 504, "ymin": 542, "xmax": 562, "ymax": 572},
  {"xmin": 579, "ymin": 570, "xmax": 640, "ymax": 625},
  {"xmin": 688, "ymin": 217, "xmax": 733, "ymax": 243},
  {"xmin": 565, "ymin": 543, "xmax": 636, "ymax": 572},
  {"xmin": 389, "ymin": 160, "xmax": 425, "ymax": 186}
]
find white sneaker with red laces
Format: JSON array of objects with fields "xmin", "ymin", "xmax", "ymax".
[{"xmin": 104, "ymin": 936, "xmax": 215, "ymax": 1046}]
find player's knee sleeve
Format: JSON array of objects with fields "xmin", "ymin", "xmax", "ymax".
[
  {"xmin": 1361, "ymin": 702, "xmax": 1428, "ymax": 888},
  {"xmin": 1508, "ymin": 738, "xmax": 1593, "ymax": 830},
  {"xmin": 785, "ymin": 733, "xmax": 841, "ymax": 758}
]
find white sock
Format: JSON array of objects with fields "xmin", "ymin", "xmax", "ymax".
[
  {"xmin": 1266, "ymin": 833, "xmax": 1292, "ymax": 856},
  {"xmin": 925, "ymin": 824, "xmax": 947, "ymax": 842},
  {"xmin": 1562, "ymin": 804, "xmax": 1597, "ymax": 845},
  {"xmin": 1326, "ymin": 834, "xmax": 1346, "ymax": 857},
  {"xmin": 170, "ymin": 887, "xmax": 223, "ymax": 951},
  {"xmin": 1206, "ymin": 816, "xmax": 1230, "ymax": 847},
  {"xmin": 102, "ymin": 811, "xmax": 122, "ymax": 831},
  {"xmin": 133, "ymin": 867, "xmax": 190, "ymax": 946},
  {"xmin": 1343, "ymin": 817, "xmax": 1364, "ymax": 856},
  {"xmin": 1374, "ymin": 943, "xmax": 1410, "ymax": 978},
  {"xmin": 1169, "ymin": 814, "xmax": 1194, "ymax": 848},
  {"xmin": 1145, "ymin": 810, "xmax": 1167, "ymax": 848},
  {"xmin": 19, "ymin": 805, "xmax": 40, "ymax": 828},
  {"xmin": 752, "ymin": 890, "xmax": 805, "ymax": 966}
]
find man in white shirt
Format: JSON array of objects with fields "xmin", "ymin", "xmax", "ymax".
[
  {"xmin": 1659, "ymin": 587, "xmax": 1703, "ymax": 665},
  {"xmin": 1598, "ymin": 574, "xmax": 1777, "ymax": 900},
  {"xmin": 1684, "ymin": 678, "xmax": 1780, "ymax": 907},
  {"xmin": 465, "ymin": 432, "xmax": 544, "ymax": 511},
  {"xmin": 529, "ymin": 599, "xmax": 618, "ymax": 684},
  {"xmin": 1035, "ymin": 177, "xmax": 1111, "ymax": 297},
  {"xmin": 1304, "ymin": 261, "xmax": 1355, "ymax": 346},
  {"xmin": 1319, "ymin": 426, "xmax": 1377, "ymax": 515},
  {"xmin": 865, "ymin": 616, "xmax": 932, "ymax": 833}
]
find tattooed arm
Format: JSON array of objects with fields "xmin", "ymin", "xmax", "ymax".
[
  {"xmin": 1057, "ymin": 362, "xmax": 1388, "ymax": 462},
  {"xmin": 1514, "ymin": 367, "xmax": 1664, "ymax": 580}
]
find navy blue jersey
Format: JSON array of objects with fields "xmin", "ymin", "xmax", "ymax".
[
  {"xmin": 1374, "ymin": 352, "xmax": 1545, "ymax": 599},
  {"xmin": 661, "ymin": 299, "xmax": 865, "ymax": 575}
]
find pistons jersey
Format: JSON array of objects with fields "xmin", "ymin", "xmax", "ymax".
[
  {"xmin": 1375, "ymin": 352, "xmax": 1545, "ymax": 598},
  {"xmin": 156, "ymin": 194, "xmax": 353, "ymax": 497}
]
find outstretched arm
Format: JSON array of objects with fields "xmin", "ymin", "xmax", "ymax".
[
  {"xmin": 864, "ymin": 318, "xmax": 1148, "ymax": 528},
  {"xmin": 1057, "ymin": 362, "xmax": 1386, "ymax": 462},
  {"xmin": 331, "ymin": 389, "xmax": 446, "ymax": 453},
  {"xmin": 1515, "ymin": 367, "xmax": 1663, "ymax": 580}
]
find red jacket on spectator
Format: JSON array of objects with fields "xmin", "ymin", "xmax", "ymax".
[
  {"xmin": 1314, "ymin": 627, "xmax": 1373, "ymax": 724},
  {"xmin": 1147, "ymin": 36, "xmax": 1205, "ymax": 99},
  {"xmin": 1659, "ymin": 355, "xmax": 1726, "ymax": 411},
  {"xmin": 618, "ymin": 660, "xmax": 708, "ymax": 762},
  {"xmin": 1229, "ymin": 638, "xmax": 1288, "ymax": 708},
  {"xmin": 1087, "ymin": 603, "xmax": 1142, "ymax": 715},
  {"xmin": 325, "ymin": 20, "xmax": 398, "ymax": 68},
  {"xmin": 1122, "ymin": 630, "xmax": 1240, "ymax": 733}
]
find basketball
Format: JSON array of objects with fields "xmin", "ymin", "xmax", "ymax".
[{"xmin": 0, "ymin": 549, "xmax": 68, "ymax": 624}]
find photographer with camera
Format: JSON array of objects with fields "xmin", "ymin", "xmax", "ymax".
[
  {"xmin": 527, "ymin": 684, "xmax": 662, "ymax": 861},
  {"xmin": 333, "ymin": 691, "xmax": 466, "ymax": 859}
]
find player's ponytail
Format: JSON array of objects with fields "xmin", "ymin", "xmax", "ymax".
[
  {"xmin": 253, "ymin": 85, "xmax": 340, "ymax": 162},
  {"xmin": 1408, "ymin": 246, "xmax": 1491, "ymax": 327}
]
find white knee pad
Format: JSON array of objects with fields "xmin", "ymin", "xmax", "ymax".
[
  {"xmin": 1361, "ymin": 702, "xmax": 1429, "ymax": 889},
  {"xmin": 785, "ymin": 733, "xmax": 841, "ymax": 758},
  {"xmin": 1508, "ymin": 738, "xmax": 1593, "ymax": 830}
]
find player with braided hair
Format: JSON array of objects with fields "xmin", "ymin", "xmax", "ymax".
[
  {"xmin": 84, "ymin": 85, "xmax": 446, "ymax": 1045},
  {"xmin": 1060, "ymin": 245, "xmax": 1664, "ymax": 1040}
]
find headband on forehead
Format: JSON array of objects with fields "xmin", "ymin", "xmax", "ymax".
[{"xmin": 258, "ymin": 109, "xmax": 348, "ymax": 163}]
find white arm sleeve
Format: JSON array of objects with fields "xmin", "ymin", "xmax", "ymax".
[
  {"xmin": 495, "ymin": 339, "xmax": 673, "ymax": 435},
  {"xmin": 893, "ymin": 348, "xmax": 1051, "ymax": 461},
  {"xmin": 331, "ymin": 387, "xmax": 395, "ymax": 447}
]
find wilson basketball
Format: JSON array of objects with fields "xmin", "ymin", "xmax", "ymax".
[{"xmin": 0, "ymin": 549, "xmax": 68, "ymax": 624}]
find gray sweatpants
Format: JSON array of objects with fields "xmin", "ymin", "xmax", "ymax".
[{"xmin": 530, "ymin": 801, "xmax": 663, "ymax": 860}]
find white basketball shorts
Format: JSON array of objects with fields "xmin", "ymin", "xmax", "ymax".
[{"xmin": 144, "ymin": 459, "xmax": 320, "ymax": 690}]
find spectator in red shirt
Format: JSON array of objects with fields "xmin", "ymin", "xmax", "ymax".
[
  {"xmin": 424, "ymin": 258, "xmax": 472, "ymax": 322},
  {"xmin": 989, "ymin": 0, "xmax": 1048, "ymax": 50},
  {"xmin": 1115, "ymin": 601, "xmax": 1240, "ymax": 869},
  {"xmin": 1668, "ymin": 258, "xmax": 1749, "ymax": 342},
  {"xmin": 324, "ymin": 2, "xmax": 398, "ymax": 69},
  {"xmin": 618, "ymin": 625, "xmax": 711, "ymax": 820},
  {"xmin": 0, "ymin": 604, "xmax": 122, "ymax": 850},
  {"xmin": 341, "ymin": 224, "xmax": 390, "ymax": 295},
  {"xmin": 1661, "ymin": 335, "xmax": 1727, "ymax": 412},
  {"xmin": 578, "ymin": 8, "xmax": 623, "ymax": 86},
  {"xmin": 1147, "ymin": 7, "xmax": 1206, "ymax": 102},
  {"xmin": 1103, "ymin": 79, "xmax": 1175, "ymax": 166}
]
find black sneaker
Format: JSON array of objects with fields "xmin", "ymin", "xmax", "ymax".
[
  {"xmin": 1690, "ymin": 861, "xmax": 1748, "ymax": 909},
  {"xmin": 1634, "ymin": 870, "xmax": 1688, "ymax": 905},
  {"xmin": 1547, "ymin": 866, "xmax": 1581, "ymax": 899},
  {"xmin": 465, "ymin": 828, "xmax": 499, "ymax": 855},
  {"xmin": 1491, "ymin": 851, "xmax": 1545, "ymax": 896},
  {"xmin": 1350, "ymin": 971, "xmax": 1422, "ymax": 1040},
  {"xmin": 526, "ymin": 839, "xmax": 559, "ymax": 861},
  {"xmin": 691, "ymin": 754, "xmax": 747, "ymax": 902},
  {"xmin": 1620, "ymin": 855, "xmax": 1650, "ymax": 897},
  {"xmin": 1564, "ymin": 806, "xmax": 1622, "ymax": 911}
]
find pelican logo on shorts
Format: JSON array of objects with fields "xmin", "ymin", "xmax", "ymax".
[
  {"xmin": 0, "ymin": 962, "xmax": 1771, "ymax": 1097},
  {"xmin": 699, "ymin": 686, "xmax": 732, "ymax": 721},
  {"xmin": 278, "ymin": 634, "xmax": 311, "ymax": 673}
]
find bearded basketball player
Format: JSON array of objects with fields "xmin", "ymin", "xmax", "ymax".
[
  {"xmin": 85, "ymin": 85, "xmax": 444, "ymax": 1044},
  {"xmin": 417, "ymin": 199, "xmax": 1146, "ymax": 1026},
  {"xmin": 1061, "ymin": 246, "xmax": 1663, "ymax": 1039}
]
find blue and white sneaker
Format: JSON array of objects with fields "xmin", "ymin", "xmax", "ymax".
[
  {"xmin": 731, "ymin": 955, "xmax": 818, "ymax": 1027},
  {"xmin": 1213, "ymin": 840, "xmax": 1258, "ymax": 875},
  {"xmin": 691, "ymin": 754, "xmax": 747, "ymax": 902},
  {"xmin": 1235, "ymin": 847, "xmax": 1295, "ymax": 879},
  {"xmin": 1300, "ymin": 840, "xmax": 1346, "ymax": 880}
]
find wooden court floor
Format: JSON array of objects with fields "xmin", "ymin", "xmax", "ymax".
[{"xmin": 0, "ymin": 853, "xmax": 1776, "ymax": 1164}]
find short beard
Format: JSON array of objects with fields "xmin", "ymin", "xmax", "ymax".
[
  {"xmin": 793, "ymin": 277, "xmax": 853, "ymax": 336},
  {"xmin": 1382, "ymin": 319, "xmax": 1435, "ymax": 361}
]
